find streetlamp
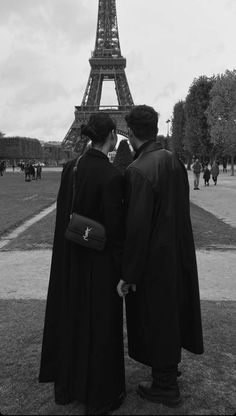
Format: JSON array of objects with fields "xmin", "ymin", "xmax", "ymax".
[{"xmin": 166, "ymin": 119, "xmax": 171, "ymax": 137}]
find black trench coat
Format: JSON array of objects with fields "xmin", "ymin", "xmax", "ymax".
[
  {"xmin": 39, "ymin": 149, "xmax": 125, "ymax": 409},
  {"xmin": 123, "ymin": 141, "xmax": 204, "ymax": 369}
]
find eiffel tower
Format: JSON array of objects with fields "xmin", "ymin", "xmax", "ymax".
[{"xmin": 62, "ymin": 0, "xmax": 134, "ymax": 154}]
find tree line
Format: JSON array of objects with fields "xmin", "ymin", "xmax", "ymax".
[
  {"xmin": 0, "ymin": 135, "xmax": 74, "ymax": 165},
  {"xmin": 171, "ymin": 69, "xmax": 236, "ymax": 175}
]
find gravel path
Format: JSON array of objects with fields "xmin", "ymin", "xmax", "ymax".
[{"xmin": 0, "ymin": 249, "xmax": 235, "ymax": 301}]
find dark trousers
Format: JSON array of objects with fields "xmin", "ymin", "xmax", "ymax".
[{"xmin": 152, "ymin": 365, "xmax": 179, "ymax": 391}]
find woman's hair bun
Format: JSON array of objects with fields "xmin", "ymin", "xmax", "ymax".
[
  {"xmin": 81, "ymin": 124, "xmax": 99, "ymax": 141},
  {"xmin": 81, "ymin": 113, "xmax": 116, "ymax": 144}
]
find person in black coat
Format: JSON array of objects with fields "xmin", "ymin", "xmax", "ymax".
[
  {"xmin": 39, "ymin": 113, "xmax": 126, "ymax": 415},
  {"xmin": 203, "ymin": 165, "xmax": 211, "ymax": 186},
  {"xmin": 117, "ymin": 105, "xmax": 204, "ymax": 408}
]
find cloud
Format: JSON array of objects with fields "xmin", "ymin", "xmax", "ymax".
[
  {"xmin": 14, "ymin": 81, "xmax": 68, "ymax": 108},
  {"xmin": 225, "ymin": 0, "xmax": 236, "ymax": 10},
  {"xmin": 0, "ymin": 49, "xmax": 45, "ymax": 87},
  {"xmin": 187, "ymin": 43, "xmax": 226, "ymax": 63},
  {"xmin": 154, "ymin": 82, "xmax": 178, "ymax": 101},
  {"xmin": 0, "ymin": 0, "xmax": 95, "ymax": 48}
]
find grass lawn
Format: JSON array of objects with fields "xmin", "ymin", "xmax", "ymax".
[
  {"xmin": 2, "ymin": 211, "xmax": 57, "ymax": 251},
  {"xmin": 0, "ymin": 299, "xmax": 235, "ymax": 415},
  {"xmin": 0, "ymin": 172, "xmax": 61, "ymax": 237},
  {"xmin": 191, "ymin": 203, "xmax": 236, "ymax": 249},
  {"xmin": 3, "ymin": 202, "xmax": 236, "ymax": 251}
]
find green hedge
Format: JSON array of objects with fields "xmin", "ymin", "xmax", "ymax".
[{"xmin": 0, "ymin": 137, "xmax": 43, "ymax": 160}]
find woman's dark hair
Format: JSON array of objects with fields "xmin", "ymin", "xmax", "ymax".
[
  {"xmin": 125, "ymin": 105, "xmax": 159, "ymax": 141},
  {"xmin": 81, "ymin": 113, "xmax": 116, "ymax": 145}
]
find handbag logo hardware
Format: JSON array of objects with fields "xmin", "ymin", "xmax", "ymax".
[{"xmin": 83, "ymin": 226, "xmax": 93, "ymax": 241}]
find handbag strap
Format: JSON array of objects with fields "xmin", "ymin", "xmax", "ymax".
[{"xmin": 70, "ymin": 155, "xmax": 83, "ymax": 218}]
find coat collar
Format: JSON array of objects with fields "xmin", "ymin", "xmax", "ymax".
[
  {"xmin": 135, "ymin": 140, "xmax": 163, "ymax": 160},
  {"xmin": 86, "ymin": 148, "xmax": 109, "ymax": 161}
]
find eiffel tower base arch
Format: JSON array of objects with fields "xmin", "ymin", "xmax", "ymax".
[
  {"xmin": 63, "ymin": 105, "xmax": 133, "ymax": 155},
  {"xmin": 62, "ymin": 0, "xmax": 135, "ymax": 155}
]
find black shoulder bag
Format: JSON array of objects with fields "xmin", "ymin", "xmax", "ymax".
[{"xmin": 65, "ymin": 156, "xmax": 107, "ymax": 251}]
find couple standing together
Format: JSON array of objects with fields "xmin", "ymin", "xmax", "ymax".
[{"xmin": 39, "ymin": 106, "xmax": 204, "ymax": 414}]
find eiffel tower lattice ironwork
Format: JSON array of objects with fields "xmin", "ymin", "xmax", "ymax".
[{"xmin": 62, "ymin": 0, "xmax": 134, "ymax": 154}]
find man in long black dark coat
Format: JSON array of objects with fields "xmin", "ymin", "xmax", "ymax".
[{"xmin": 117, "ymin": 105, "xmax": 204, "ymax": 407}]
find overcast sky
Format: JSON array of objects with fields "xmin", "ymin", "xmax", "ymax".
[{"xmin": 0, "ymin": 0, "xmax": 236, "ymax": 141}]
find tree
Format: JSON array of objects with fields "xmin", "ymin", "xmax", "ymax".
[
  {"xmin": 206, "ymin": 69, "xmax": 236, "ymax": 176},
  {"xmin": 171, "ymin": 100, "xmax": 186, "ymax": 161},
  {"xmin": 0, "ymin": 131, "xmax": 5, "ymax": 139},
  {"xmin": 113, "ymin": 139, "xmax": 133, "ymax": 174},
  {"xmin": 0, "ymin": 137, "xmax": 42, "ymax": 160},
  {"xmin": 184, "ymin": 76, "xmax": 215, "ymax": 161},
  {"xmin": 157, "ymin": 135, "xmax": 170, "ymax": 151}
]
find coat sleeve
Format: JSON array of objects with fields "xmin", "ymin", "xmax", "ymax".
[
  {"xmin": 122, "ymin": 167, "xmax": 154, "ymax": 284},
  {"xmin": 102, "ymin": 172, "xmax": 125, "ymax": 276}
]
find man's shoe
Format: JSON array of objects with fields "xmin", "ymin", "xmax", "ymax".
[{"xmin": 137, "ymin": 382, "xmax": 182, "ymax": 408}]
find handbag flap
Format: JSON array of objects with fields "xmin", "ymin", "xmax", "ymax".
[{"xmin": 67, "ymin": 214, "xmax": 106, "ymax": 242}]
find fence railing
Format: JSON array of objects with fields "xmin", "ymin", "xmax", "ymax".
[{"xmin": 75, "ymin": 105, "xmax": 134, "ymax": 112}]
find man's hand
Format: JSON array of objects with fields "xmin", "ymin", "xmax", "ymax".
[{"xmin": 117, "ymin": 280, "xmax": 136, "ymax": 298}]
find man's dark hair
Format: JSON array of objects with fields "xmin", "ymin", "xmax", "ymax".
[
  {"xmin": 125, "ymin": 105, "xmax": 158, "ymax": 141},
  {"xmin": 81, "ymin": 113, "xmax": 116, "ymax": 144}
]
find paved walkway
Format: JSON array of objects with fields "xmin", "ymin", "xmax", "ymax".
[
  {"xmin": 0, "ymin": 249, "xmax": 235, "ymax": 301},
  {"xmin": 189, "ymin": 171, "xmax": 236, "ymax": 228}
]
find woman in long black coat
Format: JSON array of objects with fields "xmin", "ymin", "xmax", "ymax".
[{"xmin": 39, "ymin": 114, "xmax": 126, "ymax": 414}]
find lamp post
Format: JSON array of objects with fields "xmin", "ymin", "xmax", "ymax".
[{"xmin": 166, "ymin": 119, "xmax": 171, "ymax": 137}]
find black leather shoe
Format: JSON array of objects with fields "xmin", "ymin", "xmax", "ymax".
[{"xmin": 137, "ymin": 382, "xmax": 182, "ymax": 408}]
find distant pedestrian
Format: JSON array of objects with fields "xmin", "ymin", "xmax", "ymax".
[
  {"xmin": 113, "ymin": 139, "xmax": 134, "ymax": 174},
  {"xmin": 0, "ymin": 161, "xmax": 5, "ymax": 176},
  {"xmin": 30, "ymin": 164, "xmax": 36, "ymax": 180},
  {"xmin": 12, "ymin": 163, "xmax": 15, "ymax": 172},
  {"xmin": 192, "ymin": 158, "xmax": 202, "ymax": 190},
  {"xmin": 223, "ymin": 160, "xmax": 227, "ymax": 173},
  {"xmin": 211, "ymin": 161, "xmax": 219, "ymax": 185},
  {"xmin": 25, "ymin": 164, "xmax": 31, "ymax": 181},
  {"xmin": 203, "ymin": 166, "xmax": 211, "ymax": 186},
  {"xmin": 36, "ymin": 164, "xmax": 42, "ymax": 180}
]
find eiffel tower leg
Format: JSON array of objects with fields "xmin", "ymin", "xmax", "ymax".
[
  {"xmin": 63, "ymin": 123, "xmax": 90, "ymax": 156},
  {"xmin": 115, "ymin": 72, "xmax": 134, "ymax": 107},
  {"xmin": 83, "ymin": 73, "xmax": 103, "ymax": 108}
]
